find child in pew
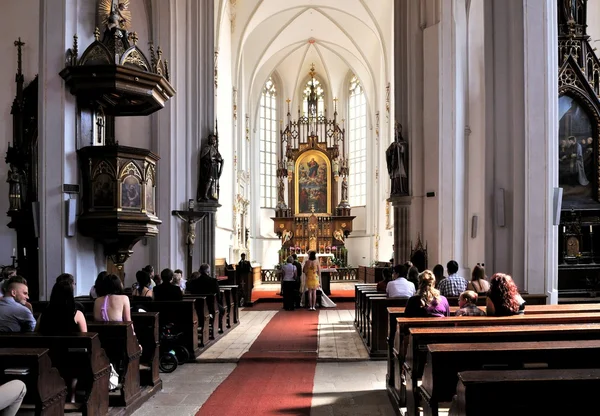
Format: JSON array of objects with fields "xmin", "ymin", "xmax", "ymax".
[{"xmin": 455, "ymin": 290, "xmax": 486, "ymax": 316}]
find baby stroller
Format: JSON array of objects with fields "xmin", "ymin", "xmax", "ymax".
[{"xmin": 159, "ymin": 323, "xmax": 191, "ymax": 373}]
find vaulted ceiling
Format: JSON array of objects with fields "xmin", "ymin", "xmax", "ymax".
[{"xmin": 216, "ymin": 0, "xmax": 393, "ymax": 116}]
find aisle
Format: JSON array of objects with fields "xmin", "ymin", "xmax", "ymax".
[{"xmin": 196, "ymin": 310, "xmax": 319, "ymax": 415}]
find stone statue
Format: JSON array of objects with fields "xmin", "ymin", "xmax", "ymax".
[
  {"xmin": 386, "ymin": 122, "xmax": 408, "ymax": 195},
  {"xmin": 7, "ymin": 165, "xmax": 22, "ymax": 211},
  {"xmin": 198, "ymin": 133, "xmax": 224, "ymax": 201},
  {"xmin": 562, "ymin": 0, "xmax": 578, "ymax": 23}
]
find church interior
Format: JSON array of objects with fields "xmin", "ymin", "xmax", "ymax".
[{"xmin": 3, "ymin": 0, "xmax": 600, "ymax": 415}]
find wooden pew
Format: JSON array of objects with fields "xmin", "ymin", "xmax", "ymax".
[
  {"xmin": 387, "ymin": 311, "xmax": 600, "ymax": 410},
  {"xmin": 86, "ymin": 322, "xmax": 141, "ymax": 407},
  {"xmin": 385, "ymin": 301, "xmax": 600, "ymax": 399},
  {"xmin": 354, "ymin": 284, "xmax": 377, "ymax": 326},
  {"xmin": 419, "ymin": 340, "xmax": 600, "ymax": 416},
  {"xmin": 220, "ymin": 287, "xmax": 233, "ymax": 329},
  {"xmin": 361, "ymin": 293, "xmax": 387, "ymax": 337},
  {"xmin": 356, "ymin": 286, "xmax": 380, "ymax": 333},
  {"xmin": 131, "ymin": 299, "xmax": 200, "ymax": 359},
  {"xmin": 182, "ymin": 295, "xmax": 212, "ymax": 348},
  {"xmin": 448, "ymin": 368, "xmax": 600, "ymax": 416},
  {"xmin": 366, "ymin": 297, "xmax": 409, "ymax": 358},
  {"xmin": 0, "ymin": 348, "xmax": 67, "ymax": 416},
  {"xmin": 0, "ymin": 333, "xmax": 110, "ymax": 416},
  {"xmin": 219, "ymin": 285, "xmax": 240, "ymax": 324},
  {"xmin": 130, "ymin": 312, "xmax": 161, "ymax": 388},
  {"xmin": 405, "ymin": 323, "xmax": 600, "ymax": 416}
]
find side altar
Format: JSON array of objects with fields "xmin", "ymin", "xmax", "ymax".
[{"xmin": 271, "ymin": 65, "xmax": 355, "ymax": 265}]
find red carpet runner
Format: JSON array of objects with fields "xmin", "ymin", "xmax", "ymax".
[{"xmin": 196, "ymin": 310, "xmax": 319, "ymax": 415}]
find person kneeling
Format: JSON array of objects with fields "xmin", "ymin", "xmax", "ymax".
[{"xmin": 455, "ymin": 290, "xmax": 486, "ymax": 316}]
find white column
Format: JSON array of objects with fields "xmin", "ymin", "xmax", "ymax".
[
  {"xmin": 39, "ymin": 0, "xmax": 99, "ymax": 298},
  {"xmin": 484, "ymin": 0, "xmax": 558, "ymax": 300},
  {"xmin": 153, "ymin": 0, "xmax": 214, "ymax": 273}
]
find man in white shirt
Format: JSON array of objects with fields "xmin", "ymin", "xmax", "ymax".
[{"xmin": 386, "ymin": 265, "xmax": 416, "ymax": 298}]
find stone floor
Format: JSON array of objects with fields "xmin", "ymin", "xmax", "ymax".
[{"xmin": 131, "ymin": 304, "xmax": 401, "ymax": 416}]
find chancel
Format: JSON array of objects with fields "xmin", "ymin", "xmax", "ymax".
[{"xmin": 1, "ymin": 0, "xmax": 599, "ymax": 415}]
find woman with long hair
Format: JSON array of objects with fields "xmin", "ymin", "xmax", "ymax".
[
  {"xmin": 303, "ymin": 251, "xmax": 321, "ymax": 311},
  {"xmin": 132, "ymin": 270, "xmax": 153, "ymax": 298},
  {"xmin": 404, "ymin": 270, "xmax": 450, "ymax": 317},
  {"xmin": 486, "ymin": 273, "xmax": 525, "ymax": 316},
  {"xmin": 37, "ymin": 279, "xmax": 87, "ymax": 334},
  {"xmin": 467, "ymin": 264, "xmax": 489, "ymax": 294},
  {"xmin": 36, "ymin": 279, "xmax": 87, "ymax": 402}
]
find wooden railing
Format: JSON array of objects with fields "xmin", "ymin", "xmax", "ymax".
[{"xmin": 260, "ymin": 267, "xmax": 358, "ymax": 282}]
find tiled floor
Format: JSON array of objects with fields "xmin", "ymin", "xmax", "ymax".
[
  {"xmin": 132, "ymin": 301, "xmax": 399, "ymax": 416},
  {"xmin": 195, "ymin": 310, "xmax": 277, "ymax": 361}
]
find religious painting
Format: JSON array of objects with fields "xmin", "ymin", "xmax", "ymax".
[
  {"xmin": 92, "ymin": 173, "xmax": 115, "ymax": 207},
  {"xmin": 295, "ymin": 150, "xmax": 331, "ymax": 214},
  {"xmin": 121, "ymin": 175, "xmax": 141, "ymax": 209},
  {"xmin": 559, "ymin": 95, "xmax": 596, "ymax": 204}
]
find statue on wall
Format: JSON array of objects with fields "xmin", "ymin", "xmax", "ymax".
[
  {"xmin": 386, "ymin": 122, "xmax": 409, "ymax": 195},
  {"xmin": 197, "ymin": 133, "xmax": 224, "ymax": 201},
  {"xmin": 562, "ymin": 0, "xmax": 579, "ymax": 24},
  {"xmin": 7, "ymin": 165, "xmax": 23, "ymax": 211}
]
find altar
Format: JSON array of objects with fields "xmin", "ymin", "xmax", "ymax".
[{"xmin": 271, "ymin": 64, "xmax": 355, "ymax": 268}]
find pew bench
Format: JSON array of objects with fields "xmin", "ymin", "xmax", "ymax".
[
  {"xmin": 218, "ymin": 285, "xmax": 240, "ymax": 324},
  {"xmin": 86, "ymin": 322, "xmax": 142, "ymax": 407},
  {"xmin": 0, "ymin": 333, "xmax": 110, "ymax": 416},
  {"xmin": 387, "ymin": 311, "xmax": 600, "ymax": 411},
  {"xmin": 131, "ymin": 312, "xmax": 161, "ymax": 388},
  {"xmin": 404, "ymin": 323, "xmax": 600, "ymax": 416},
  {"xmin": 448, "ymin": 368, "xmax": 600, "ymax": 416},
  {"xmin": 0, "ymin": 348, "xmax": 66, "ymax": 416},
  {"xmin": 419, "ymin": 340, "xmax": 600, "ymax": 416}
]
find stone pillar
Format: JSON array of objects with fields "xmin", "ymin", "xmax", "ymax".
[
  {"xmin": 484, "ymin": 0, "xmax": 558, "ymax": 301},
  {"xmin": 390, "ymin": 196, "xmax": 412, "ymax": 265},
  {"xmin": 196, "ymin": 201, "xmax": 221, "ymax": 275}
]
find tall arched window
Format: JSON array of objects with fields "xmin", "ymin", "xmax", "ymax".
[
  {"xmin": 302, "ymin": 77, "xmax": 325, "ymax": 117},
  {"xmin": 348, "ymin": 75, "xmax": 367, "ymax": 206},
  {"xmin": 259, "ymin": 77, "xmax": 277, "ymax": 208}
]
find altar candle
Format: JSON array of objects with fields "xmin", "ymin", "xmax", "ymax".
[
  {"xmin": 23, "ymin": 247, "xmax": 26, "ymax": 257},
  {"xmin": 563, "ymin": 226, "xmax": 565, "ymax": 233},
  {"xmin": 591, "ymin": 225, "xmax": 593, "ymax": 233},
  {"xmin": 12, "ymin": 248, "xmax": 15, "ymax": 257}
]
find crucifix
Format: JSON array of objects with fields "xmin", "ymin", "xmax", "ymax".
[{"xmin": 172, "ymin": 201, "xmax": 207, "ymax": 279}]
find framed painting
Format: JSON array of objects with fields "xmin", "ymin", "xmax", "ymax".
[
  {"xmin": 295, "ymin": 150, "xmax": 331, "ymax": 214},
  {"xmin": 559, "ymin": 94, "xmax": 596, "ymax": 204}
]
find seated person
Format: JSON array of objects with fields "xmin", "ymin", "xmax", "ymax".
[
  {"xmin": 386, "ymin": 265, "xmax": 415, "ymax": 298},
  {"xmin": 55, "ymin": 273, "xmax": 85, "ymax": 313},
  {"xmin": 486, "ymin": 273, "xmax": 525, "ymax": 316},
  {"xmin": 467, "ymin": 263, "xmax": 490, "ymax": 294},
  {"xmin": 455, "ymin": 290, "xmax": 486, "ymax": 316},
  {"xmin": 377, "ymin": 268, "xmax": 393, "ymax": 292},
  {"xmin": 0, "ymin": 266, "xmax": 17, "ymax": 297},
  {"xmin": 142, "ymin": 265, "xmax": 157, "ymax": 288},
  {"xmin": 0, "ymin": 380, "xmax": 26, "ymax": 416},
  {"xmin": 153, "ymin": 268, "xmax": 183, "ymax": 301},
  {"xmin": 188, "ymin": 264, "xmax": 224, "ymax": 314},
  {"xmin": 93, "ymin": 274, "xmax": 132, "ymax": 322},
  {"xmin": 132, "ymin": 270, "xmax": 153, "ymax": 298},
  {"xmin": 89, "ymin": 271, "xmax": 108, "ymax": 299},
  {"xmin": 432, "ymin": 264, "xmax": 446, "ymax": 288},
  {"xmin": 36, "ymin": 281, "xmax": 87, "ymax": 403},
  {"xmin": 404, "ymin": 270, "xmax": 450, "ymax": 317},
  {"xmin": 174, "ymin": 269, "xmax": 186, "ymax": 291},
  {"xmin": 0, "ymin": 276, "xmax": 36, "ymax": 332},
  {"xmin": 37, "ymin": 281, "xmax": 87, "ymax": 334}
]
